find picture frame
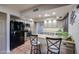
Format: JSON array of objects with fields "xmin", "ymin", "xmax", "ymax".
[{"xmin": 70, "ymin": 11, "xmax": 76, "ymax": 25}]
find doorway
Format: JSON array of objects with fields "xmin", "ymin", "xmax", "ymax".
[
  {"xmin": 0, "ymin": 12, "xmax": 6, "ymax": 53},
  {"xmin": 36, "ymin": 22, "xmax": 44, "ymax": 34}
]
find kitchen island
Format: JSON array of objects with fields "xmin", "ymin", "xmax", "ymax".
[{"xmin": 37, "ymin": 34, "xmax": 75, "ymax": 54}]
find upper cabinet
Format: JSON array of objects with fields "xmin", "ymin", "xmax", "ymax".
[{"xmin": 44, "ymin": 19, "xmax": 63, "ymax": 28}]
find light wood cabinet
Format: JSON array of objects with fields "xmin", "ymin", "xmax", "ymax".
[{"xmin": 62, "ymin": 40, "xmax": 75, "ymax": 54}]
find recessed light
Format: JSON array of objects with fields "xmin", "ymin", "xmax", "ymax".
[
  {"xmin": 53, "ymin": 20, "xmax": 57, "ymax": 23},
  {"xmin": 44, "ymin": 20, "xmax": 47, "ymax": 23},
  {"xmin": 44, "ymin": 14, "xmax": 50, "ymax": 17},
  {"xmin": 52, "ymin": 12, "xmax": 56, "ymax": 15},
  {"xmin": 57, "ymin": 16, "xmax": 59, "ymax": 19},
  {"xmin": 38, "ymin": 15, "xmax": 42, "ymax": 17},
  {"xmin": 29, "ymin": 18, "xmax": 33, "ymax": 21},
  {"xmin": 48, "ymin": 20, "xmax": 51, "ymax": 23}
]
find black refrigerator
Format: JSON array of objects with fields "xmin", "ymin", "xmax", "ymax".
[{"xmin": 10, "ymin": 21, "xmax": 25, "ymax": 50}]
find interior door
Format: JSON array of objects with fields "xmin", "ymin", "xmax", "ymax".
[{"xmin": 0, "ymin": 15, "xmax": 6, "ymax": 53}]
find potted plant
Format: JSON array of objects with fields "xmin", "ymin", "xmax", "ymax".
[{"xmin": 61, "ymin": 32, "xmax": 68, "ymax": 38}]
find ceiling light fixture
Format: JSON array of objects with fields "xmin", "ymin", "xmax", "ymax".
[
  {"xmin": 48, "ymin": 20, "xmax": 51, "ymax": 23},
  {"xmin": 44, "ymin": 20, "xmax": 47, "ymax": 23},
  {"xmin": 29, "ymin": 18, "xmax": 33, "ymax": 21},
  {"xmin": 38, "ymin": 15, "xmax": 42, "ymax": 17},
  {"xmin": 44, "ymin": 14, "xmax": 50, "ymax": 17},
  {"xmin": 57, "ymin": 16, "xmax": 59, "ymax": 19},
  {"xmin": 52, "ymin": 12, "xmax": 56, "ymax": 15},
  {"xmin": 53, "ymin": 20, "xmax": 57, "ymax": 23}
]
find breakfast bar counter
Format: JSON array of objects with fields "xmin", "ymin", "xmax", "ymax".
[
  {"xmin": 38, "ymin": 34, "xmax": 65, "ymax": 39},
  {"xmin": 37, "ymin": 34, "xmax": 75, "ymax": 54}
]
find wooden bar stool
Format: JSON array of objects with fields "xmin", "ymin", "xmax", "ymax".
[
  {"xmin": 30, "ymin": 35, "xmax": 41, "ymax": 54},
  {"xmin": 46, "ymin": 37, "xmax": 62, "ymax": 54}
]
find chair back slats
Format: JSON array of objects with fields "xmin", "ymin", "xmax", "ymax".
[
  {"xmin": 30, "ymin": 35, "xmax": 41, "ymax": 54},
  {"xmin": 30, "ymin": 35, "xmax": 38, "ymax": 45},
  {"xmin": 46, "ymin": 37, "xmax": 62, "ymax": 54}
]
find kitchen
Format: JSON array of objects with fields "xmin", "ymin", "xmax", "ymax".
[{"xmin": 0, "ymin": 4, "xmax": 78, "ymax": 54}]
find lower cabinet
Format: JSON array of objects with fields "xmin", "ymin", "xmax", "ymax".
[{"xmin": 61, "ymin": 41, "xmax": 75, "ymax": 54}]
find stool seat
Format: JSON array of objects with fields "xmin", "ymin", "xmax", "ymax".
[
  {"xmin": 32, "ymin": 41, "xmax": 40, "ymax": 45},
  {"xmin": 50, "ymin": 46, "xmax": 56, "ymax": 48}
]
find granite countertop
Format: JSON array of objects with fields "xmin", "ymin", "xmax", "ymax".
[
  {"xmin": 38, "ymin": 34, "xmax": 65, "ymax": 39},
  {"xmin": 38, "ymin": 34, "xmax": 75, "ymax": 44}
]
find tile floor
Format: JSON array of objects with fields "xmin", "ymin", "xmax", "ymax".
[
  {"xmin": 11, "ymin": 40, "xmax": 31, "ymax": 54},
  {"xmin": 11, "ymin": 39, "xmax": 75, "ymax": 54}
]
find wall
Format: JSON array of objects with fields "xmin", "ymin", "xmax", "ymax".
[
  {"xmin": 0, "ymin": 5, "xmax": 21, "ymax": 53},
  {"xmin": 68, "ymin": 5, "xmax": 79, "ymax": 53},
  {"xmin": 0, "ymin": 13, "xmax": 6, "ymax": 53},
  {"xmin": 0, "ymin": 5, "xmax": 21, "ymax": 17}
]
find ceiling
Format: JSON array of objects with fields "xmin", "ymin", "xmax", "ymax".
[
  {"xmin": 20, "ymin": 4, "xmax": 71, "ymax": 21},
  {"xmin": 0, "ymin": 4, "xmax": 68, "ymax": 12},
  {"xmin": 1, "ymin": 4, "xmax": 39, "ymax": 12},
  {"xmin": 0, "ymin": 4, "xmax": 71, "ymax": 22}
]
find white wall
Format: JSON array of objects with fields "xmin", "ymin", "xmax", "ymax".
[
  {"xmin": 0, "ymin": 5, "xmax": 21, "ymax": 53},
  {"xmin": 0, "ymin": 5, "xmax": 21, "ymax": 17},
  {"xmin": 0, "ymin": 13, "xmax": 6, "ymax": 53},
  {"xmin": 68, "ymin": 5, "xmax": 79, "ymax": 53}
]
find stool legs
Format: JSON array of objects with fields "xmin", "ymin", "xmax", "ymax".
[{"xmin": 31, "ymin": 45, "xmax": 41, "ymax": 54}]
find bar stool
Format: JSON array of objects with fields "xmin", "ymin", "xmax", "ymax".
[
  {"xmin": 30, "ymin": 35, "xmax": 41, "ymax": 54},
  {"xmin": 46, "ymin": 37, "xmax": 62, "ymax": 54}
]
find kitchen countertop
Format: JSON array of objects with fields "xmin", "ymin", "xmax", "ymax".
[
  {"xmin": 38, "ymin": 34, "xmax": 65, "ymax": 39},
  {"xmin": 37, "ymin": 34, "xmax": 75, "ymax": 54},
  {"xmin": 38, "ymin": 34, "xmax": 75, "ymax": 44}
]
